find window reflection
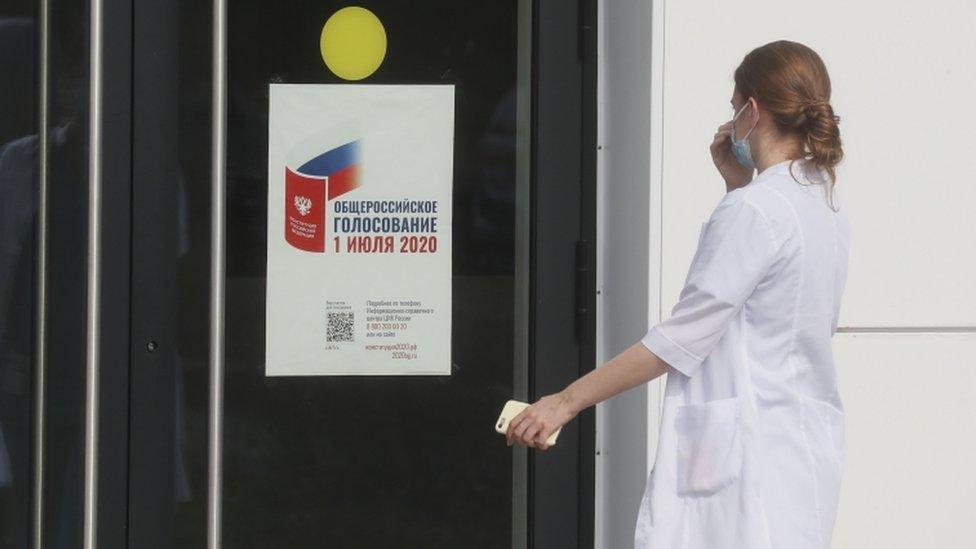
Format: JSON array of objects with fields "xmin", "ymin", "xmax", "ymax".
[
  {"xmin": 0, "ymin": 15, "xmax": 36, "ymax": 547},
  {"xmin": 0, "ymin": 2, "xmax": 90, "ymax": 545}
]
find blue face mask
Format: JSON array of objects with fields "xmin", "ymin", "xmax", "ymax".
[{"xmin": 730, "ymin": 102, "xmax": 758, "ymax": 171}]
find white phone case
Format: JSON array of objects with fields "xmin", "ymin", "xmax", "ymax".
[{"xmin": 495, "ymin": 399, "xmax": 561, "ymax": 446}]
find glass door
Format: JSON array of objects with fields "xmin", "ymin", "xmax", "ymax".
[
  {"xmin": 130, "ymin": 1, "xmax": 537, "ymax": 545},
  {"xmin": 6, "ymin": 0, "xmax": 597, "ymax": 546}
]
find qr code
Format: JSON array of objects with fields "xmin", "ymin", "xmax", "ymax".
[{"xmin": 327, "ymin": 311, "xmax": 355, "ymax": 342}]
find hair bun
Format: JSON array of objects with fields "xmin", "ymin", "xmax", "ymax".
[
  {"xmin": 803, "ymin": 99, "xmax": 830, "ymax": 119},
  {"xmin": 733, "ymin": 41, "xmax": 842, "ymax": 201}
]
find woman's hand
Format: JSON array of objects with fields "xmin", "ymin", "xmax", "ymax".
[
  {"xmin": 506, "ymin": 392, "xmax": 578, "ymax": 451},
  {"xmin": 710, "ymin": 120, "xmax": 753, "ymax": 191}
]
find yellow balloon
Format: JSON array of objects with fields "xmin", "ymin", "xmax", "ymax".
[{"xmin": 320, "ymin": 7, "xmax": 387, "ymax": 81}]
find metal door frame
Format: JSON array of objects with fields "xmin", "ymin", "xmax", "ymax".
[{"xmin": 528, "ymin": 0, "xmax": 597, "ymax": 547}]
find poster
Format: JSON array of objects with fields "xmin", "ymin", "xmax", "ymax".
[{"xmin": 265, "ymin": 84, "xmax": 454, "ymax": 376}]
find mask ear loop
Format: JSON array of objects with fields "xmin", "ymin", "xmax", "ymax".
[{"xmin": 733, "ymin": 100, "xmax": 759, "ymax": 141}]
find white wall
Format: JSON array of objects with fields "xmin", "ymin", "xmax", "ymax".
[{"xmin": 596, "ymin": 0, "xmax": 976, "ymax": 547}]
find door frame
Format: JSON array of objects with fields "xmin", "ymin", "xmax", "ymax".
[{"xmin": 529, "ymin": 0, "xmax": 597, "ymax": 547}]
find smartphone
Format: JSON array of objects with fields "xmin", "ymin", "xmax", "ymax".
[{"xmin": 495, "ymin": 399, "xmax": 561, "ymax": 446}]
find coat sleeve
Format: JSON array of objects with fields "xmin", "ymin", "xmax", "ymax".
[{"xmin": 641, "ymin": 192, "xmax": 781, "ymax": 378}]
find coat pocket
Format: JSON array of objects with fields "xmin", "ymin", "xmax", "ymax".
[{"xmin": 674, "ymin": 395, "xmax": 743, "ymax": 496}]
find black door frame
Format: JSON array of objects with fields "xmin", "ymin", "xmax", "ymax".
[
  {"xmin": 76, "ymin": 0, "xmax": 599, "ymax": 546},
  {"xmin": 528, "ymin": 0, "xmax": 597, "ymax": 547}
]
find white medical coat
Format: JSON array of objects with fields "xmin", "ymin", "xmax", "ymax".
[{"xmin": 635, "ymin": 159, "xmax": 850, "ymax": 549}]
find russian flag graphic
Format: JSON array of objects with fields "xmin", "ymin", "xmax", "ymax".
[{"xmin": 284, "ymin": 140, "xmax": 361, "ymax": 252}]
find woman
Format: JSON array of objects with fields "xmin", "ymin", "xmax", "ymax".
[{"xmin": 506, "ymin": 40, "xmax": 849, "ymax": 549}]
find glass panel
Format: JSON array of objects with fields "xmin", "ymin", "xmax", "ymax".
[
  {"xmin": 129, "ymin": 0, "xmax": 211, "ymax": 545},
  {"xmin": 0, "ymin": 0, "xmax": 90, "ymax": 545},
  {"xmin": 159, "ymin": 0, "xmax": 526, "ymax": 545},
  {"xmin": 224, "ymin": 0, "xmax": 523, "ymax": 545},
  {"xmin": 43, "ymin": 0, "xmax": 90, "ymax": 544},
  {"xmin": 0, "ymin": 4, "xmax": 37, "ymax": 545}
]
